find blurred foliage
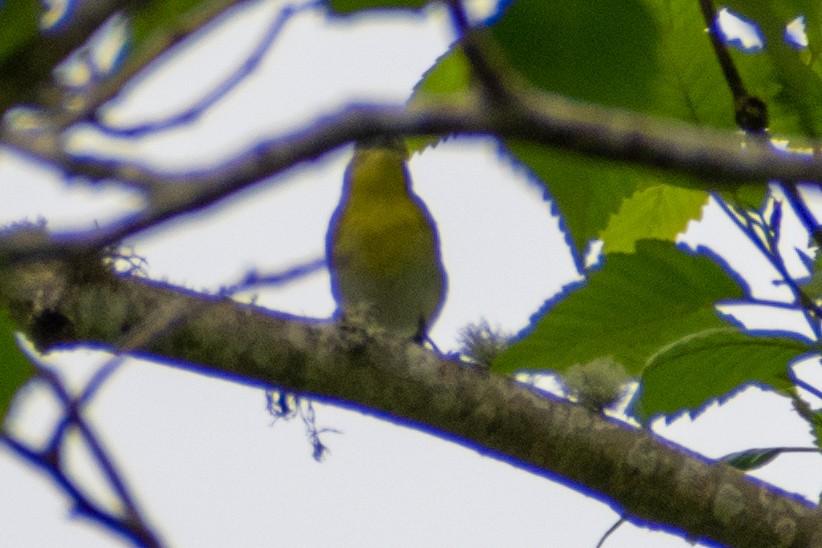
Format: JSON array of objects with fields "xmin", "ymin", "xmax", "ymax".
[
  {"xmin": 326, "ymin": 0, "xmax": 430, "ymax": 14},
  {"xmin": 0, "ymin": 308, "xmax": 33, "ymax": 423}
]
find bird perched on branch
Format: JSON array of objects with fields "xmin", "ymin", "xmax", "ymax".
[{"xmin": 327, "ymin": 135, "xmax": 447, "ymax": 343}]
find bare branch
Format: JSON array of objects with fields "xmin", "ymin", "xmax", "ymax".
[
  {"xmin": 0, "ymin": 432, "xmax": 159, "ymax": 546},
  {"xmin": 44, "ymin": 0, "xmax": 263, "ymax": 131},
  {"xmin": 2, "ymin": 351, "xmax": 162, "ymax": 546},
  {"xmin": 93, "ymin": 1, "xmax": 320, "ymax": 138},
  {"xmin": 4, "ymin": 93, "xmax": 822, "ymax": 261},
  {"xmin": 36, "ymin": 367, "xmax": 159, "ymax": 544}
]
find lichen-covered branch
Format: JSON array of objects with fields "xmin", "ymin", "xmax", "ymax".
[{"xmin": 2, "ymin": 257, "xmax": 820, "ymax": 547}]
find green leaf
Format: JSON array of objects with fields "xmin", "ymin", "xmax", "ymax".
[
  {"xmin": 799, "ymin": 234, "xmax": 822, "ymax": 298},
  {"xmin": 0, "ymin": 0, "xmax": 39, "ymax": 65},
  {"xmin": 412, "ymin": 46, "xmax": 473, "ymax": 97},
  {"xmin": 407, "ymin": 45, "xmax": 476, "ymax": 153},
  {"xmin": 487, "ymin": 0, "xmax": 758, "ymax": 252},
  {"xmin": 0, "ymin": 308, "xmax": 34, "ymax": 424},
  {"xmin": 326, "ymin": 0, "xmax": 430, "ymax": 15},
  {"xmin": 490, "ymin": 0, "xmax": 660, "ymax": 112},
  {"xmin": 411, "ymin": 3, "xmax": 765, "ymax": 251},
  {"xmin": 411, "ymin": 1, "xmax": 765, "ymax": 253},
  {"xmin": 645, "ymin": 0, "xmax": 737, "ymax": 127},
  {"xmin": 809, "ymin": 409, "xmax": 822, "ymax": 451},
  {"xmin": 505, "ymin": 143, "xmax": 645, "ymax": 256},
  {"xmin": 129, "ymin": 0, "xmax": 218, "ymax": 47},
  {"xmin": 412, "ymin": 0, "xmax": 778, "ymax": 132},
  {"xmin": 633, "ymin": 328, "xmax": 808, "ymax": 420},
  {"xmin": 599, "ymin": 184, "xmax": 708, "ymax": 253},
  {"xmin": 716, "ymin": 184, "xmax": 769, "ymax": 211},
  {"xmin": 720, "ymin": 447, "xmax": 782, "ymax": 471},
  {"xmin": 413, "ymin": 0, "xmax": 732, "ymax": 129},
  {"xmin": 489, "ymin": 0, "xmax": 737, "ymax": 128},
  {"xmin": 490, "ymin": 0, "xmax": 822, "ymax": 140},
  {"xmin": 492, "ymin": 240, "xmax": 746, "ymax": 375},
  {"xmin": 801, "ymin": 267, "xmax": 822, "ymax": 299},
  {"xmin": 504, "ymin": 144, "xmax": 756, "ymax": 257}
]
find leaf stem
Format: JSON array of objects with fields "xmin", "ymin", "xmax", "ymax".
[{"xmin": 697, "ymin": 0, "xmax": 768, "ymax": 132}]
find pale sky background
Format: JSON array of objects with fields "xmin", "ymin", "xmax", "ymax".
[{"xmin": 0, "ymin": 1, "xmax": 821, "ymax": 547}]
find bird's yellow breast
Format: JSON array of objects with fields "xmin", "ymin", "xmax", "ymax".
[
  {"xmin": 334, "ymin": 194, "xmax": 435, "ymax": 277},
  {"xmin": 327, "ymin": 136, "xmax": 447, "ymax": 340}
]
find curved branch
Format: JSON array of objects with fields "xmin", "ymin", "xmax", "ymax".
[
  {"xmin": 5, "ymin": 94, "xmax": 822, "ymax": 261},
  {"xmin": 2, "ymin": 260, "xmax": 820, "ymax": 547}
]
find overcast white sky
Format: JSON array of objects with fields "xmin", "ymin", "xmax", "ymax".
[{"xmin": 0, "ymin": 2, "xmax": 820, "ymax": 547}]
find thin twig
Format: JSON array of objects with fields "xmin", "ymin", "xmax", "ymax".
[
  {"xmin": 0, "ymin": 433, "xmax": 158, "ymax": 546},
  {"xmin": 697, "ymin": 0, "xmax": 768, "ymax": 132},
  {"xmin": 37, "ymin": 367, "xmax": 158, "ymax": 544},
  {"xmin": 2, "ymin": 365, "xmax": 161, "ymax": 547},
  {"xmin": 444, "ymin": 0, "xmax": 509, "ymax": 105},
  {"xmin": 780, "ymin": 182, "xmax": 822, "ymax": 248},
  {"xmin": 794, "ymin": 375, "xmax": 822, "ymax": 403},
  {"xmin": 596, "ymin": 517, "xmax": 625, "ymax": 548},
  {"xmin": 222, "ymin": 257, "xmax": 326, "ymax": 295},
  {"xmin": 713, "ymin": 195, "xmax": 822, "ymax": 339},
  {"xmin": 697, "ymin": 0, "xmax": 747, "ymax": 101},
  {"xmin": 94, "ymin": 1, "xmax": 320, "ymax": 137},
  {"xmin": 45, "ymin": 0, "xmax": 261, "ymax": 132}
]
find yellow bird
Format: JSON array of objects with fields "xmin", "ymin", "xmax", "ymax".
[{"xmin": 327, "ymin": 136, "xmax": 447, "ymax": 342}]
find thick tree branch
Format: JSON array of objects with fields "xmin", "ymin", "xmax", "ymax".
[{"xmin": 2, "ymin": 259, "xmax": 820, "ymax": 547}]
